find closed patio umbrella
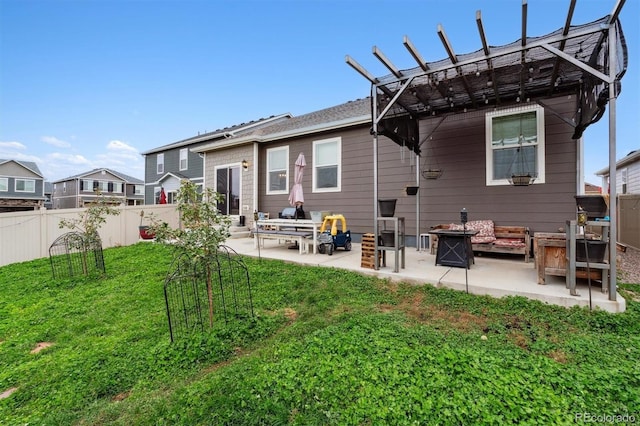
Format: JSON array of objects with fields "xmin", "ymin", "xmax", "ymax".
[
  {"xmin": 288, "ymin": 153, "xmax": 305, "ymax": 211},
  {"xmin": 159, "ymin": 187, "xmax": 167, "ymax": 204}
]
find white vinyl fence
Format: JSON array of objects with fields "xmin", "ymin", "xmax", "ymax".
[{"xmin": 0, "ymin": 205, "xmax": 180, "ymax": 268}]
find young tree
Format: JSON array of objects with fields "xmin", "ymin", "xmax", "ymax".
[{"xmin": 147, "ymin": 180, "xmax": 231, "ymax": 326}]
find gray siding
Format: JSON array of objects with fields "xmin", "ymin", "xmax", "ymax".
[
  {"xmin": 144, "ymin": 147, "xmax": 204, "ymax": 204},
  {"xmin": 256, "ymin": 96, "xmax": 579, "ymax": 240}
]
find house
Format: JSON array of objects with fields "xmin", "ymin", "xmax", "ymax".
[
  {"xmin": 0, "ymin": 159, "xmax": 47, "ymax": 212},
  {"xmin": 191, "ymin": 7, "xmax": 627, "ymax": 252},
  {"xmin": 595, "ymin": 150, "xmax": 640, "ymax": 194},
  {"xmin": 140, "ymin": 114, "xmax": 291, "ymax": 206},
  {"xmin": 51, "ymin": 168, "xmax": 144, "ymax": 209}
]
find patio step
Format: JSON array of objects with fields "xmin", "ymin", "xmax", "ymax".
[{"xmin": 229, "ymin": 225, "xmax": 251, "ymax": 239}]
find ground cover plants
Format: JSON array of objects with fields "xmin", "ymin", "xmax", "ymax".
[{"xmin": 1, "ymin": 242, "xmax": 639, "ymax": 425}]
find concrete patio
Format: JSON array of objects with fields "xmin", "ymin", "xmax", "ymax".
[{"xmin": 224, "ymin": 236, "xmax": 626, "ymax": 313}]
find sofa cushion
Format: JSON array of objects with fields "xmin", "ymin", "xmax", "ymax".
[
  {"xmin": 493, "ymin": 238, "xmax": 526, "ymax": 248},
  {"xmin": 447, "ymin": 220, "xmax": 496, "ymax": 244}
]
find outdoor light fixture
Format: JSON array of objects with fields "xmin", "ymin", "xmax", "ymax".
[
  {"xmin": 577, "ymin": 206, "xmax": 588, "ymax": 226},
  {"xmin": 242, "ymin": 160, "xmax": 249, "ymax": 170}
]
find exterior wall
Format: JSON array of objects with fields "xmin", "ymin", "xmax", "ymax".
[
  {"xmin": 255, "ymin": 97, "xmax": 579, "ymax": 241},
  {"xmin": 620, "ymin": 161, "xmax": 640, "ymax": 194},
  {"xmin": 203, "ymin": 144, "xmax": 254, "ymax": 221},
  {"xmin": 144, "ymin": 146, "xmax": 205, "ymax": 204},
  {"xmin": 52, "ymin": 179, "xmax": 79, "ymax": 209},
  {"xmin": 52, "ymin": 170, "xmax": 135, "ymax": 209},
  {"xmin": 0, "ymin": 162, "xmax": 45, "ymax": 209}
]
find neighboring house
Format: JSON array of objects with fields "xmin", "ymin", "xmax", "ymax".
[
  {"xmin": 191, "ymin": 11, "xmax": 626, "ymax": 245},
  {"xmin": 141, "ymin": 114, "xmax": 291, "ymax": 206},
  {"xmin": 0, "ymin": 159, "xmax": 47, "ymax": 213},
  {"xmin": 44, "ymin": 181, "xmax": 53, "ymax": 209},
  {"xmin": 595, "ymin": 149, "xmax": 640, "ymax": 194},
  {"xmin": 51, "ymin": 168, "xmax": 144, "ymax": 209}
]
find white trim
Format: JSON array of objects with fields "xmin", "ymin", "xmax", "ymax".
[
  {"xmin": 15, "ymin": 178, "xmax": 35, "ymax": 193},
  {"xmin": 214, "ymin": 163, "xmax": 243, "ymax": 215},
  {"xmin": 312, "ymin": 137, "xmax": 341, "ymax": 193},
  {"xmin": 485, "ymin": 105, "xmax": 545, "ymax": 186},
  {"xmin": 266, "ymin": 146, "xmax": 289, "ymax": 195},
  {"xmin": 179, "ymin": 148, "xmax": 188, "ymax": 171},
  {"xmin": 157, "ymin": 153, "xmax": 164, "ymax": 174}
]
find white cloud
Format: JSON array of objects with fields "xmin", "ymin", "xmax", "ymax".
[
  {"xmin": 41, "ymin": 136, "xmax": 71, "ymax": 148},
  {"xmin": 0, "ymin": 141, "xmax": 41, "ymax": 163},
  {"xmin": 107, "ymin": 139, "xmax": 139, "ymax": 154},
  {"xmin": 48, "ymin": 152, "xmax": 92, "ymax": 166},
  {"xmin": 0, "ymin": 141, "xmax": 27, "ymax": 150}
]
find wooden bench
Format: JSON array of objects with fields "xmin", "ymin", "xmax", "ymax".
[{"xmin": 430, "ymin": 221, "xmax": 531, "ymax": 262}]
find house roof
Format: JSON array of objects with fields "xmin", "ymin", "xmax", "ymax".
[
  {"xmin": 194, "ymin": 98, "xmax": 371, "ymax": 153},
  {"xmin": 346, "ymin": 3, "xmax": 627, "ymax": 153},
  {"xmin": 141, "ymin": 113, "xmax": 292, "ymax": 155},
  {"xmin": 52, "ymin": 168, "xmax": 144, "ymax": 184},
  {"xmin": 0, "ymin": 159, "xmax": 44, "ymax": 178},
  {"xmin": 595, "ymin": 150, "xmax": 640, "ymax": 176}
]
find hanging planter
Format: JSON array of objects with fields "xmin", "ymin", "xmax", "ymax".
[
  {"xmin": 509, "ymin": 174, "xmax": 536, "ymax": 186},
  {"xmin": 406, "ymin": 186, "xmax": 419, "ymax": 195},
  {"xmin": 422, "ymin": 169, "xmax": 443, "ymax": 180}
]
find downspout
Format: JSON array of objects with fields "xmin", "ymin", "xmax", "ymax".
[{"xmin": 253, "ymin": 142, "xmax": 259, "ymax": 217}]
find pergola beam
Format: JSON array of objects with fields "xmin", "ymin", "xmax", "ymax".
[
  {"xmin": 519, "ymin": 0, "xmax": 528, "ymax": 104},
  {"xmin": 548, "ymin": 0, "xmax": 576, "ymax": 96},
  {"xmin": 373, "ymin": 46, "xmax": 403, "ymax": 78},
  {"xmin": 437, "ymin": 24, "xmax": 477, "ymax": 108},
  {"xmin": 403, "ymin": 35, "xmax": 429, "ymax": 72},
  {"xmin": 345, "ymin": 55, "xmax": 379, "ymax": 84}
]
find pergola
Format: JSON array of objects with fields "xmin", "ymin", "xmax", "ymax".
[{"xmin": 346, "ymin": 0, "xmax": 627, "ymax": 300}]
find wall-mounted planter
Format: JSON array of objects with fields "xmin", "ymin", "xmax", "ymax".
[{"xmin": 406, "ymin": 186, "xmax": 419, "ymax": 196}]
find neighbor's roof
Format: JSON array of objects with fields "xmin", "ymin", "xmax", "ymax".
[
  {"xmin": 52, "ymin": 168, "xmax": 143, "ymax": 184},
  {"xmin": 141, "ymin": 113, "xmax": 292, "ymax": 155},
  {"xmin": 0, "ymin": 159, "xmax": 44, "ymax": 178},
  {"xmin": 595, "ymin": 150, "xmax": 640, "ymax": 176}
]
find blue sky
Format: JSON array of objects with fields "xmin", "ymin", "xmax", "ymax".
[{"xmin": 1, "ymin": 0, "xmax": 637, "ymax": 184}]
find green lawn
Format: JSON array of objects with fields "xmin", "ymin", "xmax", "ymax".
[{"xmin": 1, "ymin": 242, "xmax": 639, "ymax": 425}]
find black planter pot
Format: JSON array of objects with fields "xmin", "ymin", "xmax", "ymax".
[
  {"xmin": 378, "ymin": 199, "xmax": 397, "ymax": 217},
  {"xmin": 575, "ymin": 195, "xmax": 608, "ymax": 220},
  {"xmin": 576, "ymin": 238, "xmax": 607, "ymax": 263}
]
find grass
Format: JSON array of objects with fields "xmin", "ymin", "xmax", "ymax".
[{"xmin": 1, "ymin": 242, "xmax": 639, "ymax": 425}]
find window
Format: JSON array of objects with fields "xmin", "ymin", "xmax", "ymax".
[
  {"xmin": 107, "ymin": 182, "xmax": 123, "ymax": 193},
  {"xmin": 15, "ymin": 179, "xmax": 35, "ymax": 192},
  {"xmin": 0, "ymin": 178, "xmax": 7, "ymax": 192},
  {"xmin": 80, "ymin": 179, "xmax": 93, "ymax": 192},
  {"xmin": 134, "ymin": 185, "xmax": 143, "ymax": 195},
  {"xmin": 179, "ymin": 148, "xmax": 188, "ymax": 171},
  {"xmin": 266, "ymin": 147, "xmax": 288, "ymax": 194},
  {"xmin": 157, "ymin": 153, "xmax": 164, "ymax": 174},
  {"xmin": 485, "ymin": 105, "xmax": 545, "ymax": 186},
  {"xmin": 313, "ymin": 137, "xmax": 341, "ymax": 192}
]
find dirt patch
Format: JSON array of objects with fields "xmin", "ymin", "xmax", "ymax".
[
  {"xmin": 0, "ymin": 387, "xmax": 18, "ymax": 400},
  {"xmin": 112, "ymin": 390, "xmax": 131, "ymax": 402},
  {"xmin": 378, "ymin": 292, "xmax": 488, "ymax": 333},
  {"xmin": 283, "ymin": 308, "xmax": 298, "ymax": 323},
  {"xmin": 30, "ymin": 342, "xmax": 54, "ymax": 354}
]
